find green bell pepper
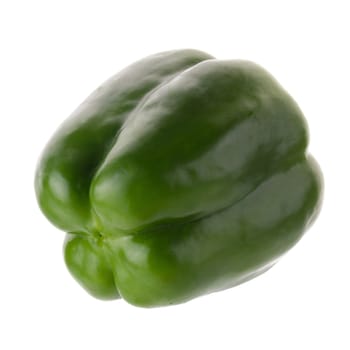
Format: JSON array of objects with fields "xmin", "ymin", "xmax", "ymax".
[{"xmin": 35, "ymin": 49, "xmax": 323, "ymax": 307}]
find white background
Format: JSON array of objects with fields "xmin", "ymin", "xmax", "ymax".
[{"xmin": 1, "ymin": 1, "xmax": 349, "ymax": 349}]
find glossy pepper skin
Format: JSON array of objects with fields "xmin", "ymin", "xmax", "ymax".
[{"xmin": 35, "ymin": 49, "xmax": 323, "ymax": 307}]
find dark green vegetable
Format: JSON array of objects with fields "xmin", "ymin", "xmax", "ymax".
[{"xmin": 35, "ymin": 49, "xmax": 323, "ymax": 307}]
